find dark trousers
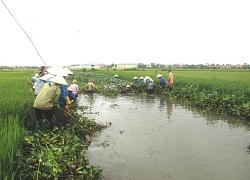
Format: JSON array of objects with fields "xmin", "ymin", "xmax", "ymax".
[
  {"xmin": 146, "ymin": 89, "xmax": 154, "ymax": 94},
  {"xmin": 34, "ymin": 107, "xmax": 55, "ymax": 121}
]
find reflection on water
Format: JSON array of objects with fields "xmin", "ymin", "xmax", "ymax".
[
  {"xmin": 159, "ymin": 98, "xmax": 173, "ymax": 117},
  {"xmin": 79, "ymin": 93, "xmax": 250, "ymax": 180}
]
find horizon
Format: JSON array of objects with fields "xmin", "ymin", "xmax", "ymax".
[{"xmin": 1, "ymin": 62, "xmax": 249, "ymax": 68}]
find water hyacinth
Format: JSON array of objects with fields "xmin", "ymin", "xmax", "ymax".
[{"xmin": 81, "ymin": 69, "xmax": 250, "ymax": 120}]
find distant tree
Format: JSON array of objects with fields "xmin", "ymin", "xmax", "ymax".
[
  {"xmin": 137, "ymin": 63, "xmax": 147, "ymax": 69},
  {"xmin": 243, "ymin": 63, "xmax": 250, "ymax": 69}
]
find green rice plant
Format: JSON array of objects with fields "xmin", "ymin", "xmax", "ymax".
[
  {"xmin": 0, "ymin": 115, "xmax": 24, "ymax": 180},
  {"xmin": 0, "ymin": 70, "xmax": 36, "ymax": 179}
]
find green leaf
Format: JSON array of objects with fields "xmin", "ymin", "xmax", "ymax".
[{"xmin": 44, "ymin": 161, "xmax": 53, "ymax": 168}]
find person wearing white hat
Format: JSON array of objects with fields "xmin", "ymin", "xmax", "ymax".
[
  {"xmin": 120, "ymin": 84, "xmax": 131, "ymax": 93},
  {"xmin": 33, "ymin": 75, "xmax": 67, "ymax": 131},
  {"xmin": 114, "ymin": 74, "xmax": 119, "ymax": 79},
  {"xmin": 157, "ymin": 74, "xmax": 167, "ymax": 88},
  {"xmin": 133, "ymin": 76, "xmax": 140, "ymax": 83},
  {"xmin": 47, "ymin": 66, "xmax": 68, "ymax": 77},
  {"xmin": 67, "ymin": 87, "xmax": 76, "ymax": 103},
  {"xmin": 51, "ymin": 67, "xmax": 73, "ymax": 126},
  {"xmin": 145, "ymin": 76, "xmax": 154, "ymax": 83},
  {"xmin": 146, "ymin": 81, "xmax": 156, "ymax": 94},
  {"xmin": 57, "ymin": 78, "xmax": 70, "ymax": 126},
  {"xmin": 139, "ymin": 76, "xmax": 146, "ymax": 83}
]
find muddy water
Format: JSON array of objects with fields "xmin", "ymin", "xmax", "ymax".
[{"xmin": 79, "ymin": 93, "xmax": 250, "ymax": 180}]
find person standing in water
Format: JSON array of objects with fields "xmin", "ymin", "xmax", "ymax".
[
  {"xmin": 70, "ymin": 80, "xmax": 80, "ymax": 99},
  {"xmin": 167, "ymin": 69, "xmax": 174, "ymax": 91},
  {"xmin": 86, "ymin": 79, "xmax": 97, "ymax": 93}
]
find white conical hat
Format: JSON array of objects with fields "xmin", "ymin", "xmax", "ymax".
[
  {"xmin": 157, "ymin": 74, "xmax": 162, "ymax": 78},
  {"xmin": 63, "ymin": 67, "xmax": 74, "ymax": 75},
  {"xmin": 50, "ymin": 76, "xmax": 68, "ymax": 85},
  {"xmin": 39, "ymin": 73, "xmax": 54, "ymax": 81},
  {"xmin": 47, "ymin": 66, "xmax": 68, "ymax": 76},
  {"xmin": 140, "ymin": 76, "xmax": 144, "ymax": 80},
  {"xmin": 133, "ymin": 76, "xmax": 138, "ymax": 79},
  {"xmin": 114, "ymin": 74, "xmax": 119, "ymax": 77},
  {"xmin": 145, "ymin": 76, "xmax": 149, "ymax": 80}
]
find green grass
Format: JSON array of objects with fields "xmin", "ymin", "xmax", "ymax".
[
  {"xmin": 0, "ymin": 70, "xmax": 36, "ymax": 179},
  {"xmin": 0, "ymin": 69, "xmax": 103, "ymax": 179}
]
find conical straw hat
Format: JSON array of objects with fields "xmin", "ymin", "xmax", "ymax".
[
  {"xmin": 50, "ymin": 76, "xmax": 68, "ymax": 85},
  {"xmin": 40, "ymin": 73, "xmax": 54, "ymax": 81},
  {"xmin": 47, "ymin": 66, "xmax": 68, "ymax": 76},
  {"xmin": 145, "ymin": 76, "xmax": 149, "ymax": 80},
  {"xmin": 63, "ymin": 67, "xmax": 74, "ymax": 75}
]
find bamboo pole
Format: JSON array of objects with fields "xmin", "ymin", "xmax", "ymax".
[{"xmin": 59, "ymin": 107, "xmax": 85, "ymax": 127}]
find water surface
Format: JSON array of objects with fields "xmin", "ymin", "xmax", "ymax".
[{"xmin": 79, "ymin": 93, "xmax": 250, "ymax": 180}]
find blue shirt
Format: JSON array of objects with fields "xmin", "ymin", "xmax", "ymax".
[
  {"xmin": 159, "ymin": 77, "xmax": 167, "ymax": 86},
  {"xmin": 68, "ymin": 91, "xmax": 76, "ymax": 101},
  {"xmin": 58, "ymin": 85, "xmax": 68, "ymax": 106},
  {"xmin": 135, "ymin": 79, "xmax": 140, "ymax": 83},
  {"xmin": 140, "ymin": 79, "xmax": 146, "ymax": 83}
]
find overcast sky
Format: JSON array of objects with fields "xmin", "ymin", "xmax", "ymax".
[{"xmin": 1, "ymin": 0, "xmax": 250, "ymax": 66}]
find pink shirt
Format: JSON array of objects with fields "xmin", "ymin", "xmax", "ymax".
[{"xmin": 70, "ymin": 84, "xmax": 79, "ymax": 95}]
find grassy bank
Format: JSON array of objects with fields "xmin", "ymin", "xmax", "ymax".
[{"xmin": 0, "ymin": 70, "xmax": 104, "ymax": 179}]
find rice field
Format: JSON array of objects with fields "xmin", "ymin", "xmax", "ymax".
[
  {"xmin": 0, "ymin": 70, "xmax": 35, "ymax": 179},
  {"xmin": 1, "ymin": 68, "xmax": 250, "ymax": 179},
  {"xmin": 94, "ymin": 69, "xmax": 250, "ymax": 97}
]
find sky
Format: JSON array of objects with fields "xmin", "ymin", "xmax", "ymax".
[{"xmin": 1, "ymin": 0, "xmax": 250, "ymax": 66}]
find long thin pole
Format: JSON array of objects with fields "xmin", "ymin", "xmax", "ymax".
[
  {"xmin": 59, "ymin": 107, "xmax": 85, "ymax": 127},
  {"xmin": 24, "ymin": 76, "xmax": 33, "ymax": 85},
  {"xmin": 1, "ymin": 0, "xmax": 48, "ymax": 67}
]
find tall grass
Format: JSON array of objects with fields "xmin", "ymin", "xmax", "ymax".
[
  {"xmin": 0, "ymin": 115, "xmax": 24, "ymax": 179},
  {"xmin": 0, "ymin": 70, "xmax": 35, "ymax": 179}
]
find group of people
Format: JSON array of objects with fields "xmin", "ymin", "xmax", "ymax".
[
  {"xmin": 31, "ymin": 66, "xmax": 80, "ymax": 131},
  {"xmin": 120, "ymin": 69, "xmax": 174, "ymax": 94},
  {"xmin": 157, "ymin": 69, "xmax": 174, "ymax": 91},
  {"xmin": 32, "ymin": 67, "xmax": 173, "ymax": 130}
]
